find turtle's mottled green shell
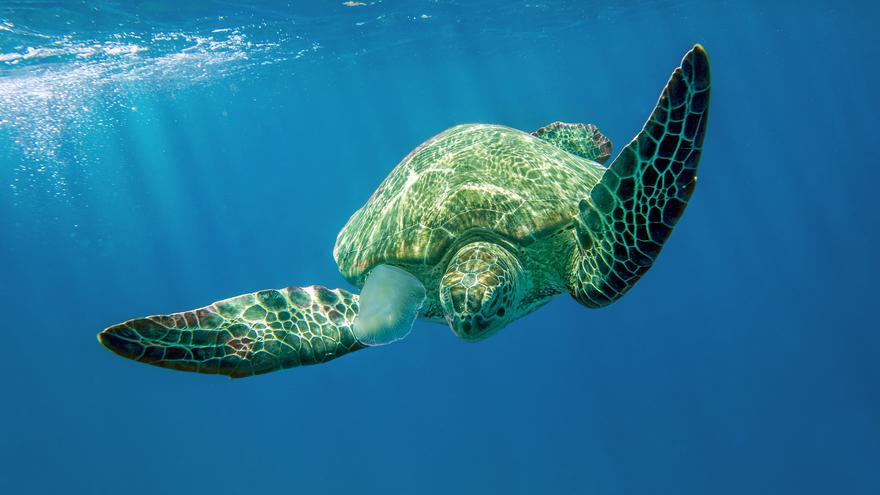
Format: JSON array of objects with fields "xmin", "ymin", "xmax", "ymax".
[{"xmin": 333, "ymin": 124, "xmax": 605, "ymax": 284}]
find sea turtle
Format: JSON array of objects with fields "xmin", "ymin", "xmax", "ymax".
[{"xmin": 99, "ymin": 45, "xmax": 710, "ymax": 378}]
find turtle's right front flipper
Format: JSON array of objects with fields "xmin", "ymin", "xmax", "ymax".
[
  {"xmin": 99, "ymin": 286, "xmax": 365, "ymax": 378},
  {"xmin": 99, "ymin": 264, "xmax": 426, "ymax": 378}
]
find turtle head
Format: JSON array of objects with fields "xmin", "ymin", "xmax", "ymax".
[{"xmin": 439, "ymin": 242, "xmax": 522, "ymax": 342}]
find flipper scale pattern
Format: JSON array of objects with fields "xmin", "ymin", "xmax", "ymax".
[
  {"xmin": 99, "ymin": 286, "xmax": 363, "ymax": 378},
  {"xmin": 572, "ymin": 45, "xmax": 710, "ymax": 307}
]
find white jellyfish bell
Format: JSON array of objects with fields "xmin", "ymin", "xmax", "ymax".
[{"xmin": 352, "ymin": 264, "xmax": 426, "ymax": 346}]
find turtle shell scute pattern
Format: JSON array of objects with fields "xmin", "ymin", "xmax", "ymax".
[{"xmin": 334, "ymin": 124, "xmax": 605, "ymax": 283}]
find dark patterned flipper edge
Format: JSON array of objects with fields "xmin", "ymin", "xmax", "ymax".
[
  {"xmin": 572, "ymin": 45, "xmax": 710, "ymax": 307},
  {"xmin": 99, "ymin": 286, "xmax": 364, "ymax": 378}
]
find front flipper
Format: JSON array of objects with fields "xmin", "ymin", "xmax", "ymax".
[
  {"xmin": 571, "ymin": 45, "xmax": 710, "ymax": 307},
  {"xmin": 99, "ymin": 286, "xmax": 364, "ymax": 378}
]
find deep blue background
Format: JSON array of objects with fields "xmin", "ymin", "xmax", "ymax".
[{"xmin": 1, "ymin": 1, "xmax": 878, "ymax": 494}]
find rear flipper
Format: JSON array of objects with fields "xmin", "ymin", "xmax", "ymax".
[
  {"xmin": 571, "ymin": 45, "xmax": 711, "ymax": 307},
  {"xmin": 99, "ymin": 286, "xmax": 365, "ymax": 378}
]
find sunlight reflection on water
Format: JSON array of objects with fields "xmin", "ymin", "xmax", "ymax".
[{"xmin": 0, "ymin": 19, "xmax": 301, "ymax": 198}]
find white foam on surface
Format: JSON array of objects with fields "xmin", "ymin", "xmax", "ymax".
[{"xmin": 0, "ymin": 21, "xmax": 298, "ymax": 199}]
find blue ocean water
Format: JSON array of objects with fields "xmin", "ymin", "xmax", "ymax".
[{"xmin": 1, "ymin": 1, "xmax": 878, "ymax": 493}]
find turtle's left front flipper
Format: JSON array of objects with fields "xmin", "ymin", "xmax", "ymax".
[
  {"xmin": 98, "ymin": 286, "xmax": 365, "ymax": 378},
  {"xmin": 571, "ymin": 45, "xmax": 710, "ymax": 307}
]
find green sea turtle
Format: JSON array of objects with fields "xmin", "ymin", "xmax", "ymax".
[{"xmin": 99, "ymin": 45, "xmax": 711, "ymax": 378}]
